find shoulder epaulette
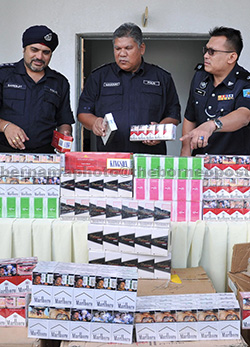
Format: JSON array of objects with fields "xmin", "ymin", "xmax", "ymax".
[
  {"xmin": 195, "ymin": 63, "xmax": 204, "ymax": 71},
  {"xmin": 235, "ymin": 70, "xmax": 250, "ymax": 81},
  {"xmin": 0, "ymin": 63, "xmax": 15, "ymax": 68},
  {"xmin": 92, "ymin": 63, "xmax": 111, "ymax": 73},
  {"xmin": 150, "ymin": 63, "xmax": 170, "ymax": 74}
]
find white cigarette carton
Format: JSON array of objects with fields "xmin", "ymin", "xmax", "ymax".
[
  {"xmin": 103, "ymin": 224, "xmax": 119, "ymax": 252},
  {"xmin": 104, "ymin": 176, "xmax": 118, "ymax": 197},
  {"xmin": 49, "ymin": 320, "xmax": 70, "ymax": 340},
  {"xmin": 177, "ymin": 321, "xmax": 199, "ymax": 341},
  {"xmin": 112, "ymin": 324, "xmax": 133, "ymax": 344},
  {"xmin": 89, "ymin": 198, "xmax": 106, "ymax": 223},
  {"xmin": 102, "ymin": 113, "xmax": 118, "ymax": 146},
  {"xmin": 135, "ymin": 227, "xmax": 152, "ymax": 255},
  {"xmin": 151, "ymin": 227, "xmax": 170, "ymax": 257},
  {"xmin": 70, "ymin": 321, "xmax": 91, "ymax": 341},
  {"xmin": 88, "ymin": 224, "xmax": 103, "ymax": 250},
  {"xmin": 75, "ymin": 173, "xmax": 89, "ymax": 197},
  {"xmin": 91, "ymin": 322, "xmax": 112, "ymax": 343},
  {"xmin": 118, "ymin": 175, "xmax": 133, "ymax": 198},
  {"xmin": 121, "ymin": 199, "xmax": 138, "ymax": 225},
  {"xmin": 74, "ymin": 197, "xmax": 89, "ymax": 220},
  {"xmin": 28, "ymin": 318, "xmax": 49, "ymax": 339},
  {"xmin": 154, "ymin": 254, "xmax": 172, "ymax": 279},
  {"xmin": 135, "ymin": 324, "xmax": 157, "ymax": 342},
  {"xmin": 60, "ymin": 196, "xmax": 75, "ymax": 220},
  {"xmin": 60, "ymin": 173, "xmax": 75, "ymax": 197},
  {"xmin": 138, "ymin": 255, "xmax": 154, "ymax": 279},
  {"xmin": 88, "ymin": 250, "xmax": 105, "ymax": 264},
  {"xmin": 157, "ymin": 323, "xmax": 178, "ymax": 341},
  {"xmin": 138, "ymin": 200, "xmax": 154, "ymax": 227},
  {"xmin": 119, "ymin": 225, "xmax": 135, "ymax": 253},
  {"xmin": 89, "ymin": 176, "xmax": 104, "ymax": 197},
  {"xmin": 105, "ymin": 198, "xmax": 122, "ymax": 224}
]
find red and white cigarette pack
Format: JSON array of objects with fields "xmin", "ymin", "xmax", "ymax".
[{"xmin": 51, "ymin": 130, "xmax": 73, "ymax": 153}]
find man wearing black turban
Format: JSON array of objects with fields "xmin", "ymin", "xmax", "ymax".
[{"xmin": 0, "ymin": 25, "xmax": 75, "ymax": 153}]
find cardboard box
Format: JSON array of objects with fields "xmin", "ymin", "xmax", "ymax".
[
  {"xmin": 137, "ymin": 267, "xmax": 216, "ymax": 296},
  {"xmin": 227, "ymin": 243, "xmax": 250, "ymax": 298},
  {"xmin": 60, "ymin": 338, "xmax": 247, "ymax": 346}
]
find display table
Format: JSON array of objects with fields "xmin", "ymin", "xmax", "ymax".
[{"xmin": 1, "ymin": 219, "xmax": 250, "ymax": 292}]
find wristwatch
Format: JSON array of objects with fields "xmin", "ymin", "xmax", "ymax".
[{"xmin": 214, "ymin": 118, "xmax": 223, "ymax": 132}]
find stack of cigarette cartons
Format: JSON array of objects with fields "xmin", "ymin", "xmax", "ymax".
[
  {"xmin": 0, "ymin": 257, "xmax": 37, "ymax": 326},
  {"xmin": 135, "ymin": 293, "xmax": 241, "ymax": 342},
  {"xmin": 0, "ymin": 153, "xmax": 61, "ymax": 218},
  {"xmin": 202, "ymin": 155, "xmax": 250, "ymax": 221},
  {"xmin": 28, "ymin": 261, "xmax": 138, "ymax": 343},
  {"xmin": 88, "ymin": 206, "xmax": 172, "ymax": 279},
  {"xmin": 60, "ymin": 152, "xmax": 133, "ymax": 220},
  {"xmin": 130, "ymin": 123, "xmax": 176, "ymax": 141},
  {"xmin": 133, "ymin": 154, "xmax": 204, "ymax": 222}
]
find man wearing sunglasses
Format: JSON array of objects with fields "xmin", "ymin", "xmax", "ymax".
[{"xmin": 180, "ymin": 26, "xmax": 250, "ymax": 156}]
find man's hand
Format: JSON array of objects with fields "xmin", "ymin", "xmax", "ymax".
[
  {"xmin": 57, "ymin": 124, "xmax": 72, "ymax": 137},
  {"xmin": 92, "ymin": 117, "xmax": 106, "ymax": 137},
  {"xmin": 4, "ymin": 123, "xmax": 29, "ymax": 150},
  {"xmin": 142, "ymin": 121, "xmax": 161, "ymax": 146},
  {"xmin": 180, "ymin": 120, "xmax": 216, "ymax": 150}
]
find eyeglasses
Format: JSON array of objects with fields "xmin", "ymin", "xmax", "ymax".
[{"xmin": 203, "ymin": 46, "xmax": 235, "ymax": 56}]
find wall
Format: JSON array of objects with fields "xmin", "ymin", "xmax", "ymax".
[{"xmin": 1, "ymin": 0, "xmax": 250, "ymax": 151}]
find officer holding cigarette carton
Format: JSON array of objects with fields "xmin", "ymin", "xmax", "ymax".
[
  {"xmin": 77, "ymin": 22, "xmax": 181, "ymax": 154},
  {"xmin": 180, "ymin": 26, "xmax": 250, "ymax": 156},
  {"xmin": 0, "ymin": 25, "xmax": 74, "ymax": 153}
]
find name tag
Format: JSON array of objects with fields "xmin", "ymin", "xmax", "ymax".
[
  {"xmin": 45, "ymin": 86, "xmax": 59, "ymax": 95},
  {"xmin": 143, "ymin": 80, "xmax": 160, "ymax": 86},
  {"xmin": 103, "ymin": 82, "xmax": 120, "ymax": 87},
  {"xmin": 195, "ymin": 88, "xmax": 206, "ymax": 96},
  {"xmin": 5, "ymin": 83, "xmax": 26, "ymax": 90}
]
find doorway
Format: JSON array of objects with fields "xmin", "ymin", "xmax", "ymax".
[{"xmin": 76, "ymin": 34, "xmax": 208, "ymax": 155}]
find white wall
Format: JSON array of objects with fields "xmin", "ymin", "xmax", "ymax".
[{"xmin": 1, "ymin": 0, "xmax": 250, "ymax": 142}]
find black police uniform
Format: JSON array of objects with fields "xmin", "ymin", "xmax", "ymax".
[
  {"xmin": 77, "ymin": 59, "xmax": 181, "ymax": 154},
  {"xmin": 0, "ymin": 59, "xmax": 75, "ymax": 153},
  {"xmin": 184, "ymin": 63, "xmax": 250, "ymax": 155}
]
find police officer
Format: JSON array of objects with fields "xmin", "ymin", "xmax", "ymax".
[
  {"xmin": 0, "ymin": 25, "xmax": 75, "ymax": 153},
  {"xmin": 180, "ymin": 26, "xmax": 250, "ymax": 156},
  {"xmin": 77, "ymin": 22, "xmax": 181, "ymax": 154}
]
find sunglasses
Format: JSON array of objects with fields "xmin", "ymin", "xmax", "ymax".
[{"xmin": 203, "ymin": 46, "xmax": 235, "ymax": 56}]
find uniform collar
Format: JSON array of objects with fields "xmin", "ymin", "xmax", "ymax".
[{"xmin": 115, "ymin": 58, "xmax": 145, "ymax": 76}]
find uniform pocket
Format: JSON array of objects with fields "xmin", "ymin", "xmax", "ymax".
[
  {"xmin": 3, "ymin": 83, "xmax": 26, "ymax": 116},
  {"xmin": 140, "ymin": 84, "xmax": 163, "ymax": 110},
  {"xmin": 99, "ymin": 85, "xmax": 123, "ymax": 112},
  {"xmin": 43, "ymin": 86, "xmax": 60, "ymax": 121}
]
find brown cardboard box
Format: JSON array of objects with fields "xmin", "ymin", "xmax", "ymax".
[
  {"xmin": 228, "ymin": 243, "xmax": 250, "ymax": 299},
  {"xmin": 138, "ymin": 266, "xmax": 216, "ymax": 296},
  {"xmin": 60, "ymin": 338, "xmax": 247, "ymax": 346}
]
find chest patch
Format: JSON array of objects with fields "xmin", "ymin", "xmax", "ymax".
[
  {"xmin": 5, "ymin": 83, "xmax": 26, "ymax": 90},
  {"xmin": 143, "ymin": 80, "xmax": 160, "ymax": 86},
  {"xmin": 218, "ymin": 94, "xmax": 234, "ymax": 101},
  {"xmin": 243, "ymin": 89, "xmax": 250, "ymax": 98},
  {"xmin": 103, "ymin": 82, "xmax": 120, "ymax": 87},
  {"xmin": 195, "ymin": 88, "xmax": 206, "ymax": 96}
]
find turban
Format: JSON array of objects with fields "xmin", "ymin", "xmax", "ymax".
[{"xmin": 22, "ymin": 25, "xmax": 58, "ymax": 52}]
